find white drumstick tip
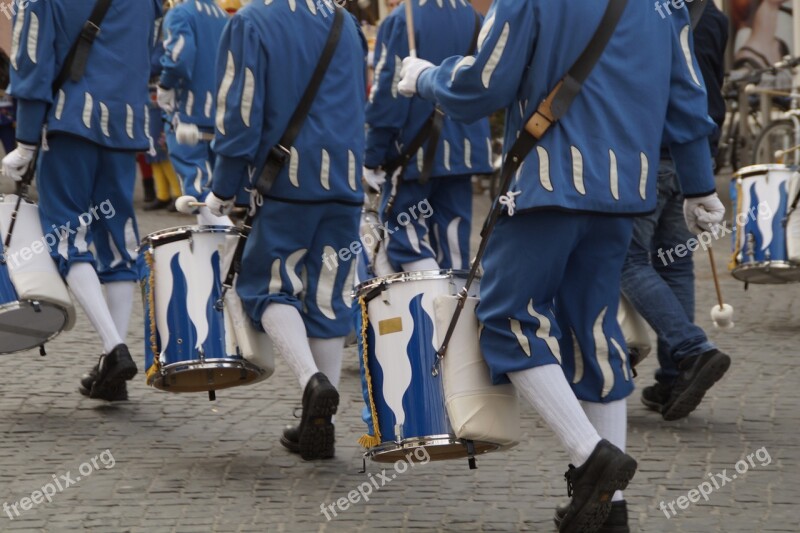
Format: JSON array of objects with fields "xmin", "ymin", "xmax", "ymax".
[
  {"xmin": 175, "ymin": 195, "xmax": 204, "ymax": 214},
  {"xmin": 175, "ymin": 123, "xmax": 201, "ymax": 146},
  {"xmin": 710, "ymin": 303, "xmax": 734, "ymax": 329}
]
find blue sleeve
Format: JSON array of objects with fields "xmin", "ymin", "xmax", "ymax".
[
  {"xmin": 416, "ymin": 1, "xmax": 535, "ymax": 124},
  {"xmin": 8, "ymin": 1, "xmax": 57, "ymax": 143},
  {"xmin": 211, "ymin": 15, "xmax": 266, "ymax": 200},
  {"xmin": 364, "ymin": 16, "xmax": 411, "ymax": 169},
  {"xmin": 159, "ymin": 8, "xmax": 196, "ymax": 89},
  {"xmin": 663, "ymin": 16, "xmax": 717, "ymax": 198}
]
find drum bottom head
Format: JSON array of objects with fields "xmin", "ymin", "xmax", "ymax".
[
  {"xmin": 732, "ymin": 261, "xmax": 800, "ymax": 284},
  {"xmin": 148, "ymin": 359, "xmax": 268, "ymax": 393},
  {"xmin": 366, "ymin": 435, "xmax": 500, "ymax": 463},
  {"xmin": 0, "ymin": 300, "xmax": 69, "ymax": 354}
]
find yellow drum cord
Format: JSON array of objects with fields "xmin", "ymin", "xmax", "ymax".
[
  {"xmin": 144, "ymin": 249, "xmax": 160, "ymax": 383},
  {"xmin": 357, "ymin": 295, "xmax": 382, "ymax": 449}
]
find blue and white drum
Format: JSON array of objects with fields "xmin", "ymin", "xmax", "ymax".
[
  {"xmin": 355, "ymin": 270, "xmax": 501, "ymax": 463},
  {"xmin": 141, "ymin": 226, "xmax": 274, "ymax": 394},
  {"xmin": 730, "ymin": 164, "xmax": 800, "ymax": 283},
  {"xmin": 0, "ymin": 195, "xmax": 75, "ymax": 354}
]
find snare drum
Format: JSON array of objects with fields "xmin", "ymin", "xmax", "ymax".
[
  {"xmin": 0, "ymin": 195, "xmax": 75, "ymax": 354},
  {"xmin": 140, "ymin": 226, "xmax": 274, "ymax": 394},
  {"xmin": 355, "ymin": 270, "xmax": 517, "ymax": 463},
  {"xmin": 730, "ymin": 164, "xmax": 800, "ymax": 283}
]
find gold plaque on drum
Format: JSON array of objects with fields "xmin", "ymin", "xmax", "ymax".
[{"xmin": 378, "ymin": 317, "xmax": 403, "ymax": 335}]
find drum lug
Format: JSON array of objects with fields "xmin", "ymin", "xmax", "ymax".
[
  {"xmin": 39, "ymin": 345, "xmax": 46, "ymax": 356},
  {"xmin": 208, "ymin": 390, "xmax": 216, "ymax": 401},
  {"xmin": 32, "ymin": 301, "xmax": 41, "ymax": 313},
  {"xmin": 394, "ymin": 425, "xmax": 403, "ymax": 445},
  {"xmin": 465, "ymin": 439, "xmax": 477, "ymax": 470}
]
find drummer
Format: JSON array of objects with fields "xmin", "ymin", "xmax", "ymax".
[
  {"xmin": 205, "ymin": 2, "xmax": 367, "ymax": 460},
  {"xmin": 156, "ymin": 0, "xmax": 229, "ymax": 225},
  {"xmin": 2, "ymin": 1, "xmax": 163, "ymax": 401},
  {"xmin": 364, "ymin": 0, "xmax": 492, "ymax": 276}
]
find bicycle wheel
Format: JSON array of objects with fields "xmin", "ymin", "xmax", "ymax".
[{"xmin": 752, "ymin": 119, "xmax": 795, "ymax": 165}]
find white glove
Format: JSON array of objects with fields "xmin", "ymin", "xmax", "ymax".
[
  {"xmin": 363, "ymin": 167, "xmax": 387, "ymax": 192},
  {"xmin": 205, "ymin": 192, "xmax": 234, "ymax": 217},
  {"xmin": 1, "ymin": 142, "xmax": 37, "ymax": 182},
  {"xmin": 398, "ymin": 56, "xmax": 435, "ymax": 97},
  {"xmin": 157, "ymin": 86, "xmax": 176, "ymax": 114},
  {"xmin": 683, "ymin": 193, "xmax": 726, "ymax": 234}
]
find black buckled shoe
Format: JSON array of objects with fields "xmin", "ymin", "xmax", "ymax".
[
  {"xmin": 79, "ymin": 363, "xmax": 129, "ymax": 402},
  {"xmin": 640, "ymin": 382, "xmax": 672, "ymax": 412},
  {"xmin": 558, "ymin": 440, "xmax": 637, "ymax": 533},
  {"xmin": 293, "ymin": 373, "xmax": 338, "ymax": 460},
  {"xmin": 662, "ymin": 349, "xmax": 731, "ymax": 421},
  {"xmin": 554, "ymin": 501, "xmax": 629, "ymax": 533},
  {"xmin": 88, "ymin": 345, "xmax": 137, "ymax": 401}
]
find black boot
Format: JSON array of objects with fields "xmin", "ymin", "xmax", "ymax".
[
  {"xmin": 558, "ymin": 440, "xmax": 637, "ymax": 533},
  {"xmin": 554, "ymin": 501, "xmax": 629, "ymax": 533},
  {"xmin": 89, "ymin": 345, "xmax": 137, "ymax": 400},
  {"xmin": 290, "ymin": 373, "xmax": 338, "ymax": 460},
  {"xmin": 662, "ymin": 349, "xmax": 731, "ymax": 421},
  {"xmin": 640, "ymin": 382, "xmax": 672, "ymax": 412},
  {"xmin": 143, "ymin": 178, "xmax": 156, "ymax": 203},
  {"xmin": 143, "ymin": 198, "xmax": 171, "ymax": 211}
]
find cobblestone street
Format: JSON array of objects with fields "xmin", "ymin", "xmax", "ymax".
[{"xmin": 0, "ymin": 176, "xmax": 798, "ymax": 532}]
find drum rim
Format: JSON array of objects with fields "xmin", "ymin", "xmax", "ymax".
[
  {"xmin": 138, "ymin": 225, "xmax": 240, "ymax": 250},
  {"xmin": 354, "ymin": 269, "xmax": 476, "ymax": 296},
  {"xmin": 147, "ymin": 359, "xmax": 270, "ymax": 390},
  {"xmin": 363, "ymin": 434, "xmax": 501, "ymax": 461},
  {"xmin": 732, "ymin": 164, "xmax": 797, "ymax": 180},
  {"xmin": 731, "ymin": 260, "xmax": 800, "ymax": 283},
  {"xmin": 0, "ymin": 300, "xmax": 69, "ymax": 354}
]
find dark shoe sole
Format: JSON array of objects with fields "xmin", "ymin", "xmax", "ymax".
[
  {"xmin": 662, "ymin": 353, "xmax": 730, "ymax": 421},
  {"xmin": 80, "ymin": 383, "xmax": 129, "ymax": 402},
  {"xmin": 298, "ymin": 387, "xmax": 338, "ymax": 461},
  {"xmin": 559, "ymin": 455, "xmax": 637, "ymax": 533}
]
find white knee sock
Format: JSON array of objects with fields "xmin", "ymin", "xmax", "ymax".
[
  {"xmin": 509, "ymin": 365, "xmax": 601, "ymax": 466},
  {"xmin": 260, "ymin": 304, "xmax": 318, "ymax": 390},
  {"xmin": 105, "ymin": 281, "xmax": 136, "ymax": 342},
  {"xmin": 309, "ymin": 337, "xmax": 345, "ymax": 388},
  {"xmin": 401, "ymin": 258, "xmax": 440, "ymax": 272},
  {"xmin": 66, "ymin": 263, "xmax": 123, "ymax": 354},
  {"xmin": 581, "ymin": 399, "xmax": 628, "ymax": 501}
]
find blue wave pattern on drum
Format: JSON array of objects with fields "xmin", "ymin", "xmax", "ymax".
[
  {"xmin": 739, "ymin": 181, "xmax": 789, "ymax": 263},
  {"xmin": 370, "ymin": 293, "xmax": 450, "ymax": 442},
  {"xmin": 144, "ymin": 250, "xmax": 233, "ymax": 372}
]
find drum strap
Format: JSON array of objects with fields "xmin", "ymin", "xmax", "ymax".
[
  {"xmin": 54, "ymin": 0, "xmax": 114, "ymax": 91},
  {"xmin": 255, "ymin": 8, "xmax": 344, "ymax": 196},
  {"xmin": 432, "ymin": 0, "xmax": 629, "ymax": 374}
]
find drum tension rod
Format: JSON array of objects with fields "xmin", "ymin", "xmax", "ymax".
[
  {"xmin": 39, "ymin": 345, "xmax": 46, "ymax": 357},
  {"xmin": 465, "ymin": 440, "xmax": 477, "ymax": 470},
  {"xmin": 358, "ymin": 457, "xmax": 367, "ymax": 474}
]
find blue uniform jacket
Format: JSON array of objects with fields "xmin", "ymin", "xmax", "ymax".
[
  {"xmin": 416, "ymin": 0, "xmax": 718, "ymax": 215},
  {"xmin": 9, "ymin": 0, "xmax": 162, "ymax": 150},
  {"xmin": 160, "ymin": 0, "xmax": 229, "ymax": 129},
  {"xmin": 211, "ymin": 2, "xmax": 367, "ymax": 205},
  {"xmin": 365, "ymin": 0, "xmax": 493, "ymax": 179}
]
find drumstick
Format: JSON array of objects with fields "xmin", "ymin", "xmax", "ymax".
[
  {"xmin": 405, "ymin": 0, "xmax": 417, "ymax": 57},
  {"xmin": 174, "ymin": 196, "xmax": 207, "ymax": 214}
]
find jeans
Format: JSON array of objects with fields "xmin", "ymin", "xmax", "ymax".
[{"xmin": 620, "ymin": 161, "xmax": 715, "ymax": 386}]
